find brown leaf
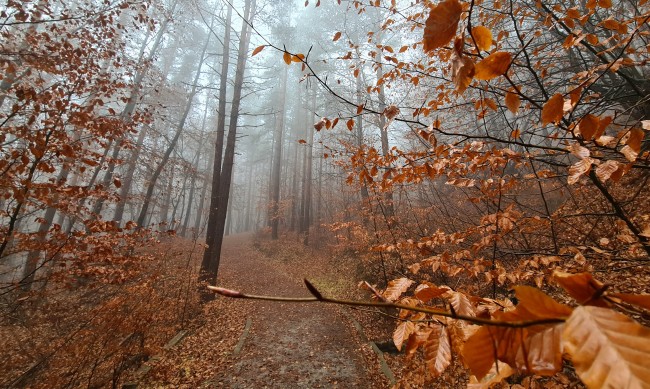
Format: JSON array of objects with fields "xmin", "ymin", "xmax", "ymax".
[
  {"xmin": 451, "ymin": 40, "xmax": 475, "ymax": 93},
  {"xmin": 383, "ymin": 105, "xmax": 400, "ymax": 121},
  {"xmin": 505, "ymin": 90, "xmax": 520, "ymax": 114},
  {"xmin": 579, "ymin": 114, "xmax": 599, "ymax": 141},
  {"xmin": 393, "ymin": 320, "xmax": 415, "ymax": 351},
  {"xmin": 609, "ymin": 293, "xmax": 650, "ymax": 311},
  {"xmin": 252, "ymin": 45, "xmax": 265, "ymax": 56},
  {"xmin": 467, "ymin": 362, "xmax": 515, "ymax": 389},
  {"xmin": 626, "ymin": 127, "xmax": 645, "ymax": 153},
  {"xmin": 333, "ymin": 31, "xmax": 342, "ymax": 41},
  {"xmin": 405, "ymin": 325, "xmax": 433, "ymax": 357},
  {"xmin": 541, "ymin": 93, "xmax": 564, "ymax": 126},
  {"xmin": 383, "ymin": 277, "xmax": 414, "ymax": 302},
  {"xmin": 415, "ymin": 283, "xmax": 450, "ymax": 303},
  {"xmin": 346, "ymin": 119, "xmax": 354, "ymax": 131},
  {"xmin": 512, "ymin": 286, "xmax": 574, "ymax": 318},
  {"xmin": 471, "ymin": 26, "xmax": 493, "ymax": 51},
  {"xmin": 568, "ymin": 157, "xmax": 594, "ymax": 185},
  {"xmin": 463, "ymin": 325, "xmax": 497, "ymax": 379},
  {"xmin": 445, "ymin": 290, "xmax": 476, "ymax": 317},
  {"xmin": 595, "ymin": 160, "xmax": 620, "ymax": 183},
  {"xmin": 553, "ymin": 271, "xmax": 609, "ymax": 307},
  {"xmin": 424, "ymin": 325, "xmax": 452, "ymax": 377},
  {"xmin": 283, "ymin": 51, "xmax": 291, "ymax": 65},
  {"xmin": 563, "ymin": 306, "xmax": 650, "ymax": 389},
  {"xmin": 423, "ymin": 0, "xmax": 463, "ymax": 52},
  {"xmin": 474, "ymin": 51, "xmax": 511, "ymax": 80}
]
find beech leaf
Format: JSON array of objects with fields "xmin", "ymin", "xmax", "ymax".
[
  {"xmin": 595, "ymin": 160, "xmax": 620, "ymax": 183},
  {"xmin": 333, "ymin": 31, "xmax": 342, "ymax": 41},
  {"xmin": 283, "ymin": 51, "xmax": 291, "ymax": 65},
  {"xmin": 579, "ymin": 114, "xmax": 599, "ymax": 141},
  {"xmin": 541, "ymin": 93, "xmax": 564, "ymax": 125},
  {"xmin": 505, "ymin": 90, "xmax": 520, "ymax": 114},
  {"xmin": 609, "ymin": 293, "xmax": 650, "ymax": 311},
  {"xmin": 424, "ymin": 325, "xmax": 452, "ymax": 377},
  {"xmin": 471, "ymin": 26, "xmax": 493, "ymax": 51},
  {"xmin": 553, "ymin": 271, "xmax": 609, "ymax": 307},
  {"xmin": 415, "ymin": 283, "xmax": 450, "ymax": 303},
  {"xmin": 252, "ymin": 45, "xmax": 265, "ymax": 56},
  {"xmin": 393, "ymin": 320, "xmax": 415, "ymax": 351},
  {"xmin": 563, "ymin": 306, "xmax": 650, "ymax": 389},
  {"xmin": 445, "ymin": 290, "xmax": 476, "ymax": 317},
  {"xmin": 383, "ymin": 277, "xmax": 414, "ymax": 302},
  {"xmin": 474, "ymin": 52, "xmax": 511, "ymax": 80},
  {"xmin": 422, "ymin": 0, "xmax": 463, "ymax": 52}
]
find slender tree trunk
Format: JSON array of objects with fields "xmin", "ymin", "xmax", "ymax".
[
  {"xmin": 199, "ymin": 0, "xmax": 255, "ymax": 297},
  {"xmin": 202, "ymin": 5, "xmax": 233, "ymax": 264},
  {"xmin": 136, "ymin": 23, "xmax": 212, "ymax": 227},
  {"xmin": 270, "ymin": 65, "xmax": 288, "ymax": 240},
  {"xmin": 300, "ymin": 100, "xmax": 314, "ymax": 245}
]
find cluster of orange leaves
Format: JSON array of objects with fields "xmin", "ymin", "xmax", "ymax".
[{"xmin": 367, "ymin": 271, "xmax": 650, "ymax": 388}]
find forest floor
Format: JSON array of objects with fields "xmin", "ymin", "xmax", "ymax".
[{"xmin": 138, "ymin": 232, "xmax": 392, "ymax": 388}]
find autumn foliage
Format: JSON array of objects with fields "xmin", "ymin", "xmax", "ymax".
[{"xmin": 275, "ymin": 0, "xmax": 650, "ymax": 387}]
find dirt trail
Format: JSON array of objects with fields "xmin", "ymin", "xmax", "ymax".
[{"xmin": 171, "ymin": 233, "xmax": 376, "ymax": 388}]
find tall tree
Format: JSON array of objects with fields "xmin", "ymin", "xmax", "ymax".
[{"xmin": 200, "ymin": 0, "xmax": 255, "ymax": 295}]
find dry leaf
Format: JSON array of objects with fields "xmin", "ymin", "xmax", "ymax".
[
  {"xmin": 423, "ymin": 0, "xmax": 463, "ymax": 52},
  {"xmin": 553, "ymin": 271, "xmax": 609, "ymax": 307},
  {"xmin": 563, "ymin": 306, "xmax": 650, "ymax": 389},
  {"xmin": 471, "ymin": 26, "xmax": 493, "ymax": 51},
  {"xmin": 383, "ymin": 278, "xmax": 414, "ymax": 302},
  {"xmin": 424, "ymin": 325, "xmax": 452, "ymax": 377},
  {"xmin": 505, "ymin": 90, "xmax": 520, "ymax": 114},
  {"xmin": 595, "ymin": 160, "xmax": 620, "ymax": 183},
  {"xmin": 541, "ymin": 93, "xmax": 564, "ymax": 125},
  {"xmin": 474, "ymin": 51, "xmax": 512, "ymax": 80},
  {"xmin": 393, "ymin": 320, "xmax": 415, "ymax": 351}
]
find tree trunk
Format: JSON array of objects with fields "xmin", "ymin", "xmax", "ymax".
[
  {"xmin": 202, "ymin": 5, "xmax": 233, "ymax": 264},
  {"xmin": 199, "ymin": 0, "xmax": 255, "ymax": 298},
  {"xmin": 270, "ymin": 65, "xmax": 288, "ymax": 240}
]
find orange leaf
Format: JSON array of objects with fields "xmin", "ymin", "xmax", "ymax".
[
  {"xmin": 512, "ymin": 286, "xmax": 573, "ymax": 318},
  {"xmin": 474, "ymin": 51, "xmax": 511, "ymax": 80},
  {"xmin": 568, "ymin": 157, "xmax": 594, "ymax": 185},
  {"xmin": 471, "ymin": 26, "xmax": 493, "ymax": 51},
  {"xmin": 445, "ymin": 290, "xmax": 476, "ymax": 317},
  {"xmin": 626, "ymin": 127, "xmax": 644, "ymax": 153},
  {"xmin": 563, "ymin": 306, "xmax": 650, "ymax": 389},
  {"xmin": 414, "ymin": 283, "xmax": 450, "ymax": 303},
  {"xmin": 346, "ymin": 119, "xmax": 354, "ymax": 131},
  {"xmin": 422, "ymin": 0, "xmax": 463, "ymax": 52},
  {"xmin": 609, "ymin": 293, "xmax": 650, "ymax": 311},
  {"xmin": 283, "ymin": 51, "xmax": 291, "ymax": 65},
  {"xmin": 451, "ymin": 52, "xmax": 475, "ymax": 93},
  {"xmin": 393, "ymin": 320, "xmax": 415, "ymax": 351},
  {"xmin": 383, "ymin": 278, "xmax": 414, "ymax": 302},
  {"xmin": 252, "ymin": 45, "xmax": 265, "ymax": 56},
  {"xmin": 553, "ymin": 271, "xmax": 609, "ymax": 307},
  {"xmin": 579, "ymin": 114, "xmax": 599, "ymax": 141},
  {"xmin": 595, "ymin": 160, "xmax": 620, "ymax": 183},
  {"xmin": 405, "ymin": 325, "xmax": 433, "ymax": 357},
  {"xmin": 424, "ymin": 325, "xmax": 452, "ymax": 377},
  {"xmin": 541, "ymin": 93, "xmax": 564, "ymax": 125},
  {"xmin": 333, "ymin": 31, "xmax": 342, "ymax": 41},
  {"xmin": 291, "ymin": 53, "xmax": 305, "ymax": 62},
  {"xmin": 505, "ymin": 90, "xmax": 520, "ymax": 114}
]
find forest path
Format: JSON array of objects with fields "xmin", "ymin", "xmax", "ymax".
[{"xmin": 143, "ymin": 233, "xmax": 381, "ymax": 388}]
